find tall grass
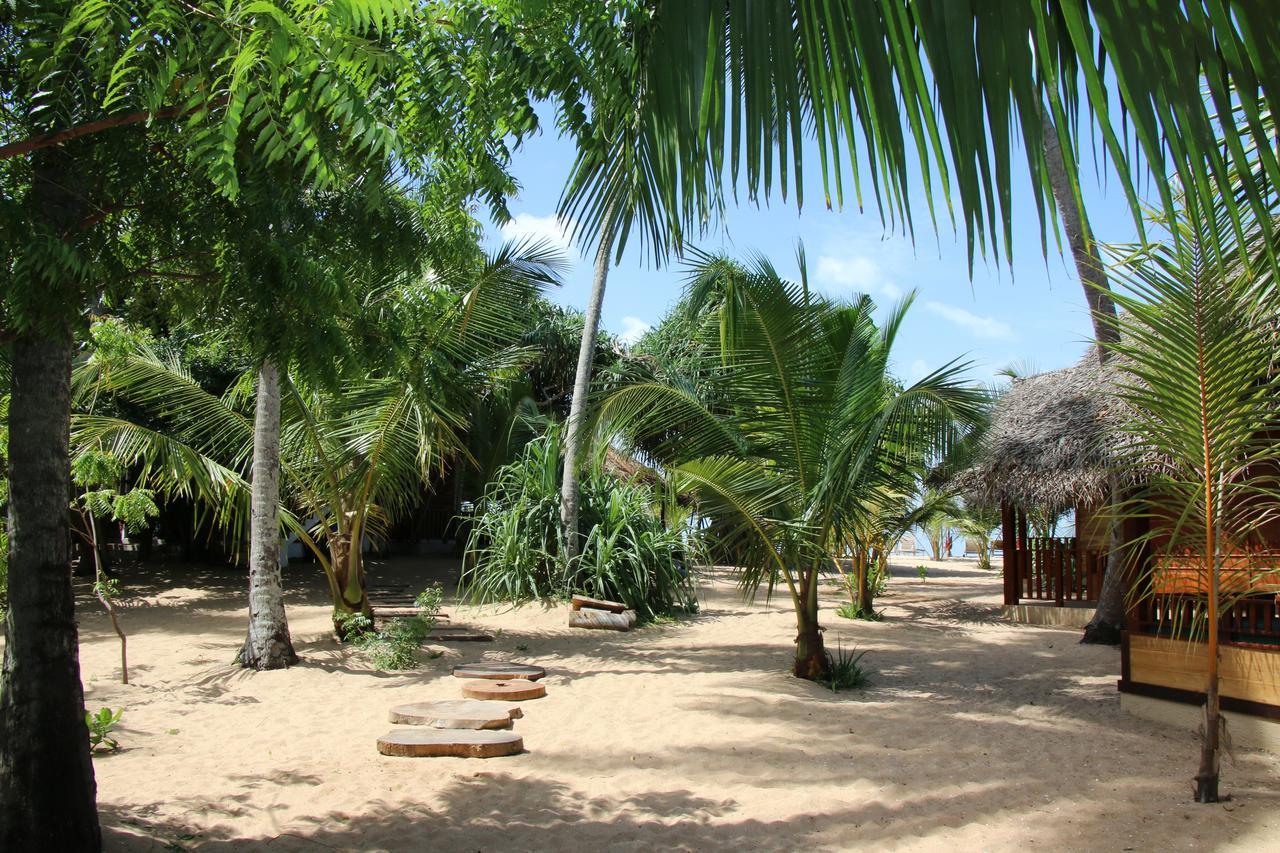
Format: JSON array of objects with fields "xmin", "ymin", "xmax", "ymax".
[{"xmin": 462, "ymin": 432, "xmax": 698, "ymax": 620}]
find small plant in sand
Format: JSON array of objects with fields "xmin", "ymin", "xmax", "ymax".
[
  {"xmin": 339, "ymin": 586, "xmax": 442, "ymax": 671},
  {"xmin": 70, "ymin": 449, "xmax": 159, "ymax": 685},
  {"xmin": 86, "ymin": 708, "xmax": 123, "ymax": 752},
  {"xmin": 835, "ymin": 602, "xmax": 882, "ymax": 622},
  {"xmin": 916, "ymin": 564, "xmax": 929, "ymax": 582},
  {"xmin": 819, "ymin": 643, "xmax": 869, "ymax": 692}
]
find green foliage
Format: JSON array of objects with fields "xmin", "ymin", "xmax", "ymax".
[
  {"xmin": 70, "ymin": 448, "xmax": 159, "ymax": 534},
  {"xmin": 549, "ymin": 2, "xmax": 1280, "ymax": 276},
  {"xmin": 0, "ymin": 527, "xmax": 8, "ymax": 619},
  {"xmin": 598, "ymin": 252, "xmax": 986, "ymax": 675},
  {"xmin": 463, "ymin": 431, "xmax": 698, "ymax": 621},
  {"xmin": 1107, "ymin": 204, "xmax": 1280, "ymax": 638},
  {"xmin": 85, "ymin": 708, "xmax": 123, "ymax": 752},
  {"xmin": 819, "ymin": 644, "xmax": 869, "ymax": 693},
  {"xmin": 339, "ymin": 586, "xmax": 442, "ymax": 671},
  {"xmin": 916, "ymin": 565, "xmax": 929, "ymax": 582},
  {"xmin": 835, "ymin": 603, "xmax": 882, "ymax": 622},
  {"xmin": 71, "ymin": 242, "xmax": 559, "ymax": 611}
]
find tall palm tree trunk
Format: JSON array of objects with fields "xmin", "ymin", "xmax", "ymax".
[
  {"xmin": 0, "ymin": 149, "xmax": 101, "ymax": 851},
  {"xmin": 559, "ymin": 217, "xmax": 616, "ymax": 560},
  {"xmin": 1, "ymin": 329, "xmax": 102, "ymax": 850},
  {"xmin": 239, "ymin": 360, "xmax": 298, "ymax": 670},
  {"xmin": 1042, "ymin": 114, "xmax": 1126, "ymax": 645}
]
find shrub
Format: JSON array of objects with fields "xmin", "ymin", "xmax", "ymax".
[
  {"xmin": 819, "ymin": 644, "xmax": 869, "ymax": 692},
  {"xmin": 463, "ymin": 432, "xmax": 698, "ymax": 620},
  {"xmin": 338, "ymin": 586, "xmax": 442, "ymax": 671},
  {"xmin": 835, "ymin": 603, "xmax": 882, "ymax": 621}
]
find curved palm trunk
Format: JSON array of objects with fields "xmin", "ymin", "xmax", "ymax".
[
  {"xmin": 0, "ymin": 327, "xmax": 101, "ymax": 851},
  {"xmin": 1041, "ymin": 114, "xmax": 1125, "ymax": 645},
  {"xmin": 559, "ymin": 217, "xmax": 616, "ymax": 560},
  {"xmin": 328, "ymin": 533, "xmax": 373, "ymax": 635},
  {"xmin": 239, "ymin": 360, "xmax": 298, "ymax": 670}
]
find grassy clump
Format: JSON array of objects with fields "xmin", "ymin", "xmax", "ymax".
[
  {"xmin": 463, "ymin": 432, "xmax": 698, "ymax": 621},
  {"xmin": 835, "ymin": 603, "xmax": 883, "ymax": 621},
  {"xmin": 819, "ymin": 643, "xmax": 870, "ymax": 692}
]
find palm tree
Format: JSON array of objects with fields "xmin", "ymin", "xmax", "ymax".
[
  {"xmin": 73, "ymin": 243, "xmax": 559, "ymax": 632},
  {"xmin": 599, "ymin": 254, "xmax": 986, "ymax": 679},
  {"xmin": 1106, "ymin": 207, "xmax": 1280, "ymax": 803},
  {"xmin": 537, "ymin": 1, "xmax": 1280, "ymax": 581},
  {"xmin": 952, "ymin": 501, "xmax": 1002, "ymax": 572}
]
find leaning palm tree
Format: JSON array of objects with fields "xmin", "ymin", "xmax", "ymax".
[
  {"xmin": 598, "ymin": 254, "xmax": 987, "ymax": 679},
  {"xmin": 1106, "ymin": 207, "xmax": 1280, "ymax": 803}
]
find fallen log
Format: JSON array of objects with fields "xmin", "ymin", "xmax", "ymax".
[
  {"xmin": 570, "ymin": 594, "xmax": 627, "ymax": 613},
  {"xmin": 568, "ymin": 607, "xmax": 637, "ymax": 631}
]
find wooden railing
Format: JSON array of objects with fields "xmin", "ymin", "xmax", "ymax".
[
  {"xmin": 1132, "ymin": 592, "xmax": 1280, "ymax": 649},
  {"xmin": 1006, "ymin": 537, "xmax": 1106, "ymax": 606}
]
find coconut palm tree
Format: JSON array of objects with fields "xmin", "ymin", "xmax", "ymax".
[
  {"xmin": 598, "ymin": 254, "xmax": 987, "ymax": 679},
  {"xmin": 72, "ymin": 242, "xmax": 560, "ymax": 632},
  {"xmin": 1105, "ymin": 207, "xmax": 1280, "ymax": 803},
  {"xmin": 535, "ymin": 1, "xmax": 1280, "ymax": 580}
]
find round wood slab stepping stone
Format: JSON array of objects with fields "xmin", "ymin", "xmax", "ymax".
[
  {"xmin": 452, "ymin": 662, "xmax": 545, "ymax": 681},
  {"xmin": 388, "ymin": 700, "xmax": 523, "ymax": 730},
  {"xmin": 461, "ymin": 680, "xmax": 547, "ymax": 701},
  {"xmin": 377, "ymin": 729, "xmax": 523, "ymax": 758}
]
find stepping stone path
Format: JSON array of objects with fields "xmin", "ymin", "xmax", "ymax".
[
  {"xmin": 376, "ymin": 662, "xmax": 549, "ymax": 758},
  {"xmin": 461, "ymin": 679, "xmax": 547, "ymax": 701},
  {"xmin": 451, "ymin": 662, "xmax": 545, "ymax": 681},
  {"xmin": 389, "ymin": 700, "xmax": 523, "ymax": 730},
  {"xmin": 377, "ymin": 729, "xmax": 523, "ymax": 758}
]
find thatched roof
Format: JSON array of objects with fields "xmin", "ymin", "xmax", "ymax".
[
  {"xmin": 953, "ymin": 355, "xmax": 1121, "ymax": 510},
  {"xmin": 602, "ymin": 446, "xmax": 659, "ymax": 484}
]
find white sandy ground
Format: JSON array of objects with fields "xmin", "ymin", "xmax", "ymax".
[{"xmin": 33, "ymin": 555, "xmax": 1280, "ymax": 851}]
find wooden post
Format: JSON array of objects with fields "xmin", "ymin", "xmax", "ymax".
[
  {"xmin": 1055, "ymin": 538, "xmax": 1066, "ymax": 607},
  {"xmin": 1001, "ymin": 501, "xmax": 1017, "ymax": 605}
]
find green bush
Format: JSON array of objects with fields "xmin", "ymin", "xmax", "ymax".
[
  {"xmin": 338, "ymin": 586, "xmax": 442, "ymax": 671},
  {"xmin": 463, "ymin": 433, "xmax": 698, "ymax": 621}
]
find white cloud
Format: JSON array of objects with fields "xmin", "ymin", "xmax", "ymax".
[
  {"xmin": 617, "ymin": 316, "xmax": 651, "ymax": 346},
  {"xmin": 814, "ymin": 246, "xmax": 902, "ymax": 300},
  {"xmin": 500, "ymin": 212, "xmax": 576, "ymax": 257},
  {"xmin": 909, "ymin": 359, "xmax": 930, "ymax": 380},
  {"xmin": 923, "ymin": 301, "xmax": 1014, "ymax": 341}
]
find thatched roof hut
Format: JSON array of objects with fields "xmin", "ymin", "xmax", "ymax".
[{"xmin": 954, "ymin": 355, "xmax": 1121, "ymax": 510}]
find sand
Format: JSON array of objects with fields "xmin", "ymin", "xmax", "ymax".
[{"xmin": 50, "ymin": 555, "xmax": 1280, "ymax": 850}]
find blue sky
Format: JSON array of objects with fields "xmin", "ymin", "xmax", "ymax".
[{"xmin": 484, "ymin": 119, "xmax": 1148, "ymax": 385}]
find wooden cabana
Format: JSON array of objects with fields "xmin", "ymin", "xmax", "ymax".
[
  {"xmin": 953, "ymin": 358, "xmax": 1117, "ymax": 623},
  {"xmin": 955, "ymin": 356, "xmax": 1280, "ymax": 745}
]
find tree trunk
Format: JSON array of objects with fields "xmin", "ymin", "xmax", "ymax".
[
  {"xmin": 0, "ymin": 328, "xmax": 102, "ymax": 851},
  {"xmin": 239, "ymin": 360, "xmax": 298, "ymax": 670},
  {"xmin": 1041, "ymin": 112, "xmax": 1125, "ymax": 645},
  {"xmin": 328, "ymin": 533, "xmax": 373, "ymax": 635},
  {"xmin": 792, "ymin": 570, "xmax": 830, "ymax": 680},
  {"xmin": 559, "ymin": 216, "xmax": 617, "ymax": 561},
  {"xmin": 1194, "ymin": 533, "xmax": 1223, "ymax": 801},
  {"xmin": 83, "ymin": 511, "xmax": 127, "ymax": 685},
  {"xmin": 856, "ymin": 551, "xmax": 876, "ymax": 618}
]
